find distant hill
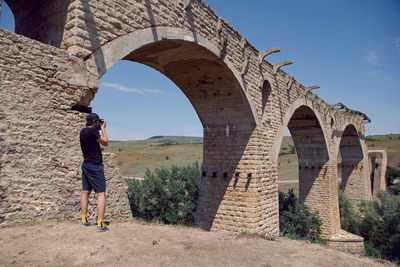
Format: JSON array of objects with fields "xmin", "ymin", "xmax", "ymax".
[{"xmin": 109, "ymin": 136, "xmax": 203, "ymax": 149}]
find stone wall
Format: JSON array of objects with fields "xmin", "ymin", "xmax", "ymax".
[
  {"xmin": 0, "ymin": 28, "xmax": 130, "ymax": 223},
  {"xmin": 328, "ymin": 230, "xmax": 365, "ymax": 255}
]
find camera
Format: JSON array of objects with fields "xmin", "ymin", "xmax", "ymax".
[{"xmin": 96, "ymin": 119, "xmax": 104, "ymax": 130}]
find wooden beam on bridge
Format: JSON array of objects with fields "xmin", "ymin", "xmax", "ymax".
[
  {"xmin": 329, "ymin": 103, "xmax": 371, "ymax": 123},
  {"xmin": 330, "ymin": 102, "xmax": 348, "ymax": 111},
  {"xmin": 305, "ymin": 85, "xmax": 320, "ymax": 93},
  {"xmin": 258, "ymin": 47, "xmax": 281, "ymax": 65},
  {"xmin": 272, "ymin": 60, "xmax": 293, "ymax": 74},
  {"xmin": 362, "ymin": 114, "xmax": 372, "ymax": 123}
]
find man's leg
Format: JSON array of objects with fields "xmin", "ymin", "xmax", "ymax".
[
  {"xmin": 97, "ymin": 192, "xmax": 108, "ymax": 231},
  {"xmin": 80, "ymin": 190, "xmax": 91, "ymax": 226},
  {"xmin": 97, "ymin": 192, "xmax": 106, "ymax": 220}
]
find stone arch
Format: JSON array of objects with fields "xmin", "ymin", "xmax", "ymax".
[
  {"xmin": 271, "ymin": 98, "xmax": 340, "ymax": 237},
  {"xmin": 336, "ymin": 123, "xmax": 372, "ymax": 205},
  {"xmin": 271, "ymin": 98, "xmax": 330, "ymax": 166},
  {"xmin": 84, "ymin": 26, "xmax": 258, "ymax": 130},
  {"xmin": 82, "ymin": 26, "xmax": 260, "ymax": 232},
  {"xmin": 4, "ymin": 0, "xmax": 69, "ymax": 47}
]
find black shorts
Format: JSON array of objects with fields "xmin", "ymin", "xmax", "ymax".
[{"xmin": 81, "ymin": 162, "xmax": 106, "ymax": 193}]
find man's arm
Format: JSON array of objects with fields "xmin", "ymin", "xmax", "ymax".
[{"xmin": 97, "ymin": 120, "xmax": 109, "ymax": 146}]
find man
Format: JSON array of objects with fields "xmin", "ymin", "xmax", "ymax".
[{"xmin": 79, "ymin": 113, "xmax": 109, "ymax": 232}]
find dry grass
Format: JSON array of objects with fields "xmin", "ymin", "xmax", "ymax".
[
  {"xmin": 104, "ymin": 137, "xmax": 203, "ymax": 177},
  {"xmin": 364, "ymin": 134, "xmax": 400, "ymax": 168}
]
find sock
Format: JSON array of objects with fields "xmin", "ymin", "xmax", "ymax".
[
  {"xmin": 82, "ymin": 213, "xmax": 88, "ymax": 223},
  {"xmin": 98, "ymin": 219, "xmax": 104, "ymax": 228}
]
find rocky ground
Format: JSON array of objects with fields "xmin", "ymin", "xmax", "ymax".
[{"xmin": 0, "ymin": 219, "xmax": 395, "ymax": 267}]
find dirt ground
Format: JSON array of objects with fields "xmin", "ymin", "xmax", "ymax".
[{"xmin": 0, "ymin": 219, "xmax": 395, "ymax": 267}]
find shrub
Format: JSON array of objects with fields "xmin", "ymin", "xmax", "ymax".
[
  {"xmin": 339, "ymin": 191, "xmax": 400, "ymax": 263},
  {"xmin": 359, "ymin": 192, "xmax": 400, "ymax": 262},
  {"xmin": 338, "ymin": 191, "xmax": 360, "ymax": 233},
  {"xmin": 279, "ymin": 189, "xmax": 323, "ymax": 241},
  {"xmin": 126, "ymin": 162, "xmax": 201, "ymax": 226},
  {"xmin": 365, "ymin": 136, "xmax": 377, "ymax": 142},
  {"xmin": 289, "ymin": 144, "xmax": 296, "ymax": 154},
  {"xmin": 386, "ymin": 166, "xmax": 400, "ymax": 186}
]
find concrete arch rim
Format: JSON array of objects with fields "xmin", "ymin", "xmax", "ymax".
[
  {"xmin": 84, "ymin": 26, "xmax": 259, "ymax": 127},
  {"xmin": 271, "ymin": 97, "xmax": 331, "ymax": 166}
]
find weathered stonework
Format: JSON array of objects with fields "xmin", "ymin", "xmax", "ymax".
[
  {"xmin": 1, "ymin": 0, "xmax": 373, "ymax": 251},
  {"xmin": 337, "ymin": 125, "xmax": 371, "ymax": 208},
  {"xmin": 369, "ymin": 150, "xmax": 387, "ymax": 198},
  {"xmin": 328, "ymin": 230, "xmax": 365, "ymax": 255},
  {"xmin": 0, "ymin": 28, "xmax": 129, "ymax": 223}
]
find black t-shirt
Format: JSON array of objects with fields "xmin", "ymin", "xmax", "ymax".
[{"xmin": 80, "ymin": 127, "xmax": 102, "ymax": 165}]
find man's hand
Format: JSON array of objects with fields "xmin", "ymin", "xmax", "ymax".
[
  {"xmin": 98, "ymin": 120, "xmax": 109, "ymax": 146},
  {"xmin": 101, "ymin": 120, "xmax": 107, "ymax": 130}
]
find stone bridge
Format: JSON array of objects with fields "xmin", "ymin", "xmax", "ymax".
[{"xmin": 0, "ymin": 0, "xmax": 383, "ymax": 246}]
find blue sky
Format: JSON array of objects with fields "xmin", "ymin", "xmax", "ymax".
[{"xmin": 1, "ymin": 0, "xmax": 399, "ymax": 140}]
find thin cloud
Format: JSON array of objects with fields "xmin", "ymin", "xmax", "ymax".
[
  {"xmin": 363, "ymin": 70, "xmax": 383, "ymax": 78},
  {"xmin": 100, "ymin": 82, "xmax": 163, "ymax": 94},
  {"xmin": 395, "ymin": 37, "xmax": 400, "ymax": 52},
  {"xmin": 365, "ymin": 49, "xmax": 381, "ymax": 66}
]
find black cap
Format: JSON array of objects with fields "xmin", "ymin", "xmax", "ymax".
[{"xmin": 86, "ymin": 113, "xmax": 101, "ymax": 122}]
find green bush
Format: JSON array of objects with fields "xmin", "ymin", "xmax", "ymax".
[
  {"xmin": 126, "ymin": 162, "xmax": 201, "ymax": 226},
  {"xmin": 289, "ymin": 144, "xmax": 296, "ymax": 154},
  {"xmin": 365, "ymin": 136, "xmax": 377, "ymax": 142},
  {"xmin": 279, "ymin": 189, "xmax": 323, "ymax": 241},
  {"xmin": 359, "ymin": 192, "xmax": 400, "ymax": 262},
  {"xmin": 338, "ymin": 191, "xmax": 360, "ymax": 233},
  {"xmin": 386, "ymin": 166, "xmax": 400, "ymax": 186},
  {"xmin": 339, "ymin": 191, "xmax": 400, "ymax": 263}
]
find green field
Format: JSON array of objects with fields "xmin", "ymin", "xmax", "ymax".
[
  {"xmin": 104, "ymin": 136, "xmax": 203, "ymax": 177},
  {"xmin": 106, "ymin": 134, "xmax": 400, "ymax": 193}
]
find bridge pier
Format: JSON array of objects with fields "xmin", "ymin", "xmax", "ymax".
[
  {"xmin": 299, "ymin": 161, "xmax": 341, "ymax": 238},
  {"xmin": 197, "ymin": 121, "xmax": 281, "ymax": 236},
  {"xmin": 369, "ymin": 150, "xmax": 387, "ymax": 198},
  {"xmin": 196, "ymin": 128, "xmax": 279, "ymax": 236},
  {"xmin": 338, "ymin": 125, "xmax": 372, "ymax": 208}
]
